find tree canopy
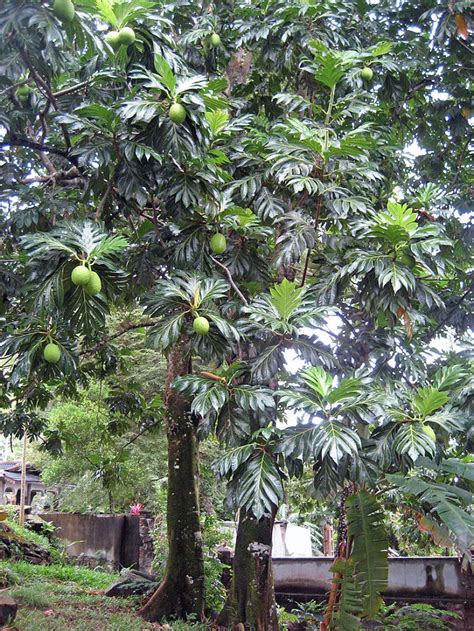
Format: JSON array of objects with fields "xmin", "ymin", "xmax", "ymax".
[{"xmin": 0, "ymin": 0, "xmax": 472, "ymax": 628}]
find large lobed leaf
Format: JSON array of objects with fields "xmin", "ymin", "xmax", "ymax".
[
  {"xmin": 347, "ymin": 491, "xmax": 388, "ymax": 619},
  {"xmin": 387, "ymin": 474, "xmax": 474, "ymax": 558}
]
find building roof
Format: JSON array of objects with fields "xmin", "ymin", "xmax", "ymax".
[
  {"xmin": 2, "ymin": 471, "xmax": 45, "ymax": 485},
  {"xmin": 0, "ymin": 462, "xmax": 45, "ymax": 486},
  {"xmin": 0, "ymin": 461, "xmax": 41, "ymax": 475}
]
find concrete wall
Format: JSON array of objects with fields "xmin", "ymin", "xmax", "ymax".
[
  {"xmin": 41, "ymin": 513, "xmax": 472, "ymax": 605},
  {"xmin": 272, "ymin": 556, "xmax": 473, "ymax": 601},
  {"xmin": 41, "ymin": 512, "xmax": 147, "ymax": 571}
]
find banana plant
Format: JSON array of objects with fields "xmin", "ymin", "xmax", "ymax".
[{"xmin": 328, "ymin": 491, "xmax": 389, "ymax": 630}]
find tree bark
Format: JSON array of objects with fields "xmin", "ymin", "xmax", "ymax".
[
  {"xmin": 217, "ymin": 510, "xmax": 279, "ymax": 630},
  {"xmin": 139, "ymin": 339, "xmax": 204, "ymax": 622}
]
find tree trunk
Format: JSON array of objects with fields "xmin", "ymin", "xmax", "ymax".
[
  {"xmin": 107, "ymin": 489, "xmax": 114, "ymax": 514},
  {"xmin": 139, "ymin": 339, "xmax": 204, "ymax": 622},
  {"xmin": 217, "ymin": 510, "xmax": 279, "ymax": 630}
]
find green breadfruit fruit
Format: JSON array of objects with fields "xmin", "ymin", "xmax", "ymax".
[
  {"xmin": 71, "ymin": 265, "xmax": 91, "ymax": 286},
  {"xmin": 43, "ymin": 343, "xmax": 61, "ymax": 364},
  {"xmin": 193, "ymin": 316, "xmax": 210, "ymax": 335}
]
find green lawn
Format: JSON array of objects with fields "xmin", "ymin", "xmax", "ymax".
[{"xmin": 2, "ymin": 562, "xmax": 208, "ymax": 631}]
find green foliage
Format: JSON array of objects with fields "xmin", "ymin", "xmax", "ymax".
[
  {"xmin": 386, "ymin": 473, "xmax": 474, "ymax": 558},
  {"xmin": 330, "ymin": 558, "xmax": 363, "ymax": 630},
  {"xmin": 346, "ymin": 491, "xmax": 388, "ymax": 619},
  {"xmin": 38, "ymin": 383, "xmax": 166, "ymax": 513},
  {"xmin": 233, "ymin": 448, "xmax": 285, "ymax": 519},
  {"xmin": 1, "ymin": 560, "xmax": 114, "ymax": 589},
  {"xmin": 378, "ymin": 603, "xmax": 461, "ymax": 631},
  {"xmin": 10, "ymin": 585, "xmax": 51, "ymax": 608},
  {"xmin": 201, "ymin": 515, "xmax": 229, "ymax": 612},
  {"xmin": 5, "ymin": 519, "xmax": 52, "ymax": 552},
  {"xmin": 284, "ymin": 599, "xmax": 325, "ymax": 628},
  {"xmin": 0, "ymin": 0, "xmax": 472, "ymax": 623},
  {"xmin": 145, "ymin": 273, "xmax": 239, "ymax": 357}
]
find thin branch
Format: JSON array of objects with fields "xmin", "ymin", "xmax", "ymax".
[
  {"xmin": 20, "ymin": 48, "xmax": 56, "ymax": 104},
  {"xmin": 95, "ymin": 177, "xmax": 115, "ymax": 219},
  {"xmin": 451, "ymin": 136, "xmax": 471, "ymax": 188},
  {"xmin": 210, "ymin": 256, "xmax": 249, "ymax": 305},
  {"xmin": 0, "ymin": 78, "xmax": 33, "ymax": 97},
  {"xmin": 301, "ymin": 186, "xmax": 323, "ymax": 287},
  {"xmin": 80, "ymin": 321, "xmax": 157, "ymax": 356},
  {"xmin": 119, "ymin": 419, "xmax": 162, "ymax": 452},
  {"xmin": 19, "ymin": 46, "xmax": 72, "ymax": 150},
  {"xmin": 422, "ymin": 280, "xmax": 473, "ymax": 342},
  {"xmin": 372, "ymin": 281, "xmax": 474, "ymax": 378},
  {"xmin": 26, "ymin": 124, "xmax": 54, "ymax": 172},
  {"xmin": 52, "ymin": 80, "xmax": 91, "ymax": 98},
  {"xmin": 0, "ymin": 138, "xmax": 73, "ymax": 162},
  {"xmin": 300, "ymin": 249, "xmax": 311, "ymax": 288}
]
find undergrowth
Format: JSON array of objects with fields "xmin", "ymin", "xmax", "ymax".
[{"xmin": 0, "ymin": 560, "xmax": 115, "ymax": 589}]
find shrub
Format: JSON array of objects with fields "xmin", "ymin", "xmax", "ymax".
[{"xmin": 378, "ymin": 603, "xmax": 462, "ymax": 630}]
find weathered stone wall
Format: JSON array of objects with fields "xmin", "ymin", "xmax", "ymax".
[
  {"xmin": 272, "ymin": 556, "xmax": 473, "ymax": 601},
  {"xmin": 272, "ymin": 557, "xmax": 473, "ymax": 629},
  {"xmin": 41, "ymin": 512, "xmax": 154, "ymax": 572}
]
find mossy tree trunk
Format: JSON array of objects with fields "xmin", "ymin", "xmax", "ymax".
[
  {"xmin": 139, "ymin": 339, "xmax": 204, "ymax": 622},
  {"xmin": 217, "ymin": 510, "xmax": 278, "ymax": 630}
]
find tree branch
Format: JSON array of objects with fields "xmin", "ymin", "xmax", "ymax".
[
  {"xmin": 210, "ymin": 256, "xmax": 249, "ymax": 305},
  {"xmin": 52, "ymin": 80, "xmax": 91, "ymax": 98},
  {"xmin": 0, "ymin": 138, "xmax": 74, "ymax": 163},
  {"xmin": 95, "ymin": 177, "xmax": 115, "ymax": 219},
  {"xmin": 80, "ymin": 321, "xmax": 157, "ymax": 356},
  {"xmin": 0, "ymin": 78, "xmax": 33, "ymax": 97},
  {"xmin": 119, "ymin": 419, "xmax": 162, "ymax": 452},
  {"xmin": 19, "ymin": 46, "xmax": 72, "ymax": 151}
]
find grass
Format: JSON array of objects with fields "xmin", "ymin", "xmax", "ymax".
[
  {"xmin": 1, "ymin": 560, "xmax": 114, "ymax": 589},
  {"xmin": 4, "ymin": 519, "xmax": 52, "ymax": 551},
  {"xmin": 9, "ymin": 585, "xmax": 51, "ymax": 608},
  {"xmin": 2, "ymin": 561, "xmax": 210, "ymax": 630}
]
